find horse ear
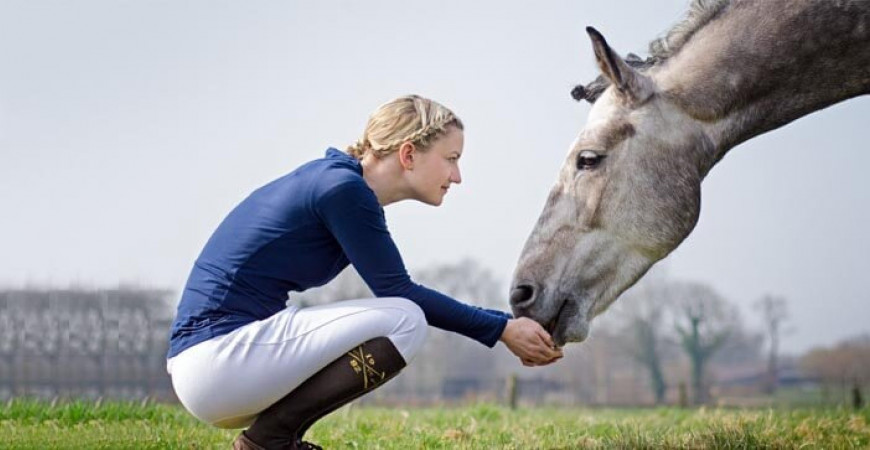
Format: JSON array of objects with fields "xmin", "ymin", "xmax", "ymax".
[{"xmin": 586, "ymin": 27, "xmax": 652, "ymax": 104}]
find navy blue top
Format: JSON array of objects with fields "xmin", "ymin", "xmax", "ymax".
[{"xmin": 167, "ymin": 148, "xmax": 510, "ymax": 359}]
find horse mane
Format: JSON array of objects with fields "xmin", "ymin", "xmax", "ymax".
[{"xmin": 572, "ymin": 0, "xmax": 732, "ymax": 103}]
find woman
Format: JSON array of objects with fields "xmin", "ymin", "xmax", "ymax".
[{"xmin": 166, "ymin": 95, "xmax": 563, "ymax": 450}]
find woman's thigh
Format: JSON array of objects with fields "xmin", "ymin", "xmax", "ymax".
[{"xmin": 168, "ymin": 297, "xmax": 427, "ymax": 428}]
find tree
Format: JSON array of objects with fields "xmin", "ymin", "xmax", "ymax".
[
  {"xmin": 801, "ymin": 334, "xmax": 870, "ymax": 406},
  {"xmin": 754, "ymin": 295, "xmax": 789, "ymax": 393},
  {"xmin": 414, "ymin": 257, "xmax": 508, "ymax": 310},
  {"xmin": 0, "ymin": 288, "xmax": 174, "ymax": 400},
  {"xmin": 672, "ymin": 282, "xmax": 738, "ymax": 405},
  {"xmin": 412, "ymin": 258, "xmax": 510, "ymax": 397},
  {"xmin": 608, "ymin": 267, "xmax": 675, "ymax": 404}
]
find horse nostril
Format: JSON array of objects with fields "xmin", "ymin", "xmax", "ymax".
[{"xmin": 510, "ymin": 285, "xmax": 535, "ymax": 307}]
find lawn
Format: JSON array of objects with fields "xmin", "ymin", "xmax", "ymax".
[{"xmin": 1, "ymin": 399, "xmax": 868, "ymax": 449}]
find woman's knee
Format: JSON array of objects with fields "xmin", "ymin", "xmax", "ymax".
[
  {"xmin": 373, "ymin": 296, "xmax": 420, "ymax": 321},
  {"xmin": 378, "ymin": 297, "xmax": 427, "ymax": 361},
  {"xmin": 383, "ymin": 297, "xmax": 427, "ymax": 333}
]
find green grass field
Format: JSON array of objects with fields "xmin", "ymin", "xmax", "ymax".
[{"xmin": 1, "ymin": 400, "xmax": 868, "ymax": 449}]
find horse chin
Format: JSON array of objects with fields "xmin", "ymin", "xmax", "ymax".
[{"xmin": 548, "ymin": 299, "xmax": 589, "ymax": 347}]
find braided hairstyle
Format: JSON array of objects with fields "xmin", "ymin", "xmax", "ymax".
[{"xmin": 347, "ymin": 95, "xmax": 464, "ymax": 160}]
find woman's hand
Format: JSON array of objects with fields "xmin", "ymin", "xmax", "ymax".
[{"xmin": 499, "ymin": 317, "xmax": 563, "ymax": 366}]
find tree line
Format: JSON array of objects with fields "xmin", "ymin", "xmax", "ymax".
[
  {"xmin": 0, "ymin": 288, "xmax": 175, "ymax": 401},
  {"xmin": 1, "ymin": 260, "xmax": 867, "ymax": 407}
]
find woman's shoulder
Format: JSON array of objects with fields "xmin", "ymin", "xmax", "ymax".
[
  {"xmin": 265, "ymin": 148, "xmax": 361, "ymax": 189},
  {"xmin": 243, "ymin": 148, "xmax": 364, "ymax": 209}
]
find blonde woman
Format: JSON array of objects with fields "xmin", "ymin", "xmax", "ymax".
[{"xmin": 166, "ymin": 95, "xmax": 563, "ymax": 450}]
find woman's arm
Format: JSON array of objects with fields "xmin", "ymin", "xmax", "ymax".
[{"xmin": 317, "ymin": 180, "xmax": 509, "ymax": 347}]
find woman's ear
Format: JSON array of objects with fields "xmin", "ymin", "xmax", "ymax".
[{"xmin": 398, "ymin": 141, "xmax": 416, "ymax": 170}]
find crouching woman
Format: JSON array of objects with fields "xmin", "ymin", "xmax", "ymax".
[{"xmin": 166, "ymin": 95, "xmax": 562, "ymax": 449}]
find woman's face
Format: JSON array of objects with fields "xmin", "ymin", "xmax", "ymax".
[{"xmin": 408, "ymin": 127, "xmax": 464, "ymax": 206}]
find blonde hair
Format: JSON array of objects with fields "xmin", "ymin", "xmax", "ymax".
[{"xmin": 347, "ymin": 94, "xmax": 464, "ymax": 160}]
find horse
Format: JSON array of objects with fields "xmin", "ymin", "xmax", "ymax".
[{"xmin": 509, "ymin": 0, "xmax": 870, "ymax": 346}]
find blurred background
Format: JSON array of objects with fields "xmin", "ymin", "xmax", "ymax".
[{"xmin": 1, "ymin": 0, "xmax": 868, "ymax": 408}]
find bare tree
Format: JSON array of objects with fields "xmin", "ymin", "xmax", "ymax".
[
  {"xmin": 754, "ymin": 295, "xmax": 789, "ymax": 393},
  {"xmin": 672, "ymin": 282, "xmax": 737, "ymax": 405},
  {"xmin": 410, "ymin": 258, "xmax": 511, "ymax": 400},
  {"xmin": 608, "ymin": 268, "xmax": 674, "ymax": 404},
  {"xmin": 0, "ymin": 288, "xmax": 174, "ymax": 401},
  {"xmin": 415, "ymin": 257, "xmax": 508, "ymax": 310},
  {"xmin": 801, "ymin": 334, "xmax": 870, "ymax": 406}
]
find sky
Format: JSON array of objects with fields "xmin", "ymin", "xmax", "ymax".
[{"xmin": 1, "ymin": 0, "xmax": 868, "ymax": 354}]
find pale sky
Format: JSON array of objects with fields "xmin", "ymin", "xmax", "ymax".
[{"xmin": 2, "ymin": 1, "xmax": 868, "ymax": 354}]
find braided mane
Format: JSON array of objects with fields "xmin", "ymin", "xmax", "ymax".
[{"xmin": 572, "ymin": 0, "xmax": 732, "ymax": 103}]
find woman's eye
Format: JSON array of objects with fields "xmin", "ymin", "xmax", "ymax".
[{"xmin": 576, "ymin": 150, "xmax": 604, "ymax": 170}]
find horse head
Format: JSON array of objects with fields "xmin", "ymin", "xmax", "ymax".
[{"xmin": 510, "ymin": 27, "xmax": 712, "ymax": 346}]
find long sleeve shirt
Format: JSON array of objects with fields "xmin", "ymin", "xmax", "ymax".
[{"xmin": 167, "ymin": 148, "xmax": 509, "ymax": 359}]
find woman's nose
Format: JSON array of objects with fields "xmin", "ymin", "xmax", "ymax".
[{"xmin": 451, "ymin": 167, "xmax": 462, "ymax": 184}]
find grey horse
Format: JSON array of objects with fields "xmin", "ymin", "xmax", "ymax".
[{"xmin": 510, "ymin": 0, "xmax": 870, "ymax": 346}]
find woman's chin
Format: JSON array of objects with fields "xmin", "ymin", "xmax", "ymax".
[{"xmin": 411, "ymin": 191, "xmax": 446, "ymax": 207}]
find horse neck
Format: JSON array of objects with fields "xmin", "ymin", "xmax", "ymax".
[{"xmin": 655, "ymin": 0, "xmax": 870, "ymax": 168}]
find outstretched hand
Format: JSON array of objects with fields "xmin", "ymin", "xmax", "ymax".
[{"xmin": 500, "ymin": 317, "xmax": 563, "ymax": 367}]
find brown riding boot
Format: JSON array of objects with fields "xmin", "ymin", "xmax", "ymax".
[
  {"xmin": 235, "ymin": 336, "xmax": 407, "ymax": 449},
  {"xmin": 232, "ymin": 432, "xmax": 322, "ymax": 450},
  {"xmin": 232, "ymin": 432, "xmax": 265, "ymax": 450},
  {"xmin": 232, "ymin": 433, "xmax": 324, "ymax": 450}
]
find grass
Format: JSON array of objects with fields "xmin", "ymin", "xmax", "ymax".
[{"xmin": 1, "ymin": 399, "xmax": 868, "ymax": 449}]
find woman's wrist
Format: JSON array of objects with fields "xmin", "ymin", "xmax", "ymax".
[{"xmin": 499, "ymin": 318, "xmax": 515, "ymax": 342}]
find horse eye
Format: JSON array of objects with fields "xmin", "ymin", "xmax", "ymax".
[{"xmin": 577, "ymin": 150, "xmax": 604, "ymax": 170}]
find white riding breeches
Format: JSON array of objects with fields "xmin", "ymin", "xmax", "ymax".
[{"xmin": 166, "ymin": 297, "xmax": 428, "ymax": 429}]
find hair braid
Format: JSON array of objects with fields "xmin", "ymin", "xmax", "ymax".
[
  {"xmin": 347, "ymin": 95, "xmax": 463, "ymax": 160},
  {"xmin": 346, "ymin": 138, "xmax": 371, "ymax": 160}
]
